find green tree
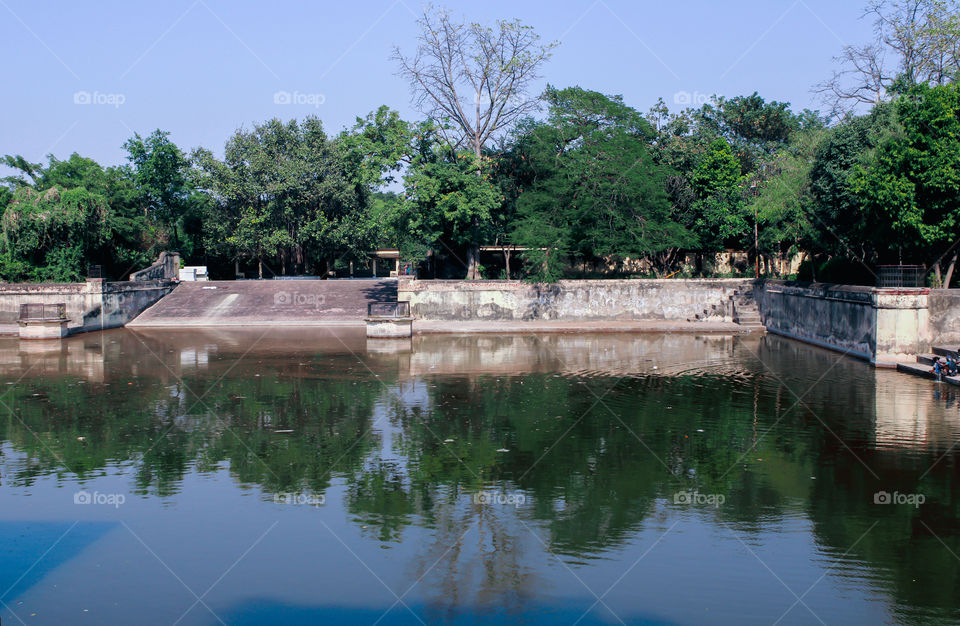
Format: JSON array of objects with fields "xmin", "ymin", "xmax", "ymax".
[
  {"xmin": 227, "ymin": 205, "xmax": 290, "ymax": 279},
  {"xmin": 401, "ymin": 149, "xmax": 503, "ymax": 276},
  {"xmin": 748, "ymin": 128, "xmax": 827, "ymax": 275},
  {"xmin": 690, "ymin": 139, "xmax": 748, "ymax": 253},
  {"xmin": 123, "ymin": 130, "xmax": 200, "ymax": 255},
  {"xmin": 695, "ymin": 92, "xmax": 802, "ymax": 174},
  {"xmin": 0, "ymin": 152, "xmax": 153, "ymax": 280},
  {"xmin": 806, "ymin": 104, "xmax": 895, "ymax": 268},
  {"xmin": 193, "ymin": 117, "xmax": 368, "ymax": 277},
  {"xmin": 1, "ymin": 187, "xmax": 112, "ymax": 281},
  {"xmin": 509, "ymin": 86, "xmax": 692, "ymax": 280},
  {"xmin": 851, "ymin": 82, "xmax": 960, "ymax": 283}
]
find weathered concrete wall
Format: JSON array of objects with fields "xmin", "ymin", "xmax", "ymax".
[
  {"xmin": 0, "ymin": 280, "xmax": 175, "ymax": 334},
  {"xmin": 398, "ymin": 278, "xmax": 751, "ymax": 322},
  {"xmin": 131, "ymin": 251, "xmax": 179, "ymax": 281},
  {"xmin": 929, "ymin": 290, "xmax": 960, "ymax": 347},
  {"xmin": 873, "ymin": 289, "xmax": 930, "ymax": 363},
  {"xmin": 756, "ymin": 280, "xmax": 930, "ymax": 365},
  {"xmin": 756, "ymin": 281, "xmax": 876, "ymax": 360}
]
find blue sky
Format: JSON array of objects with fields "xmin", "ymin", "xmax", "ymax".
[{"xmin": 0, "ymin": 0, "xmax": 874, "ymax": 169}]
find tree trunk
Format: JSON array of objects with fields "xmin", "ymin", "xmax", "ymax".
[
  {"xmin": 503, "ymin": 247, "xmax": 512, "ymax": 280},
  {"xmin": 466, "ymin": 245, "xmax": 481, "ymax": 280},
  {"xmin": 258, "ymin": 258, "xmax": 263, "ymax": 280},
  {"xmin": 235, "ymin": 259, "xmax": 240, "ymax": 279},
  {"xmin": 944, "ymin": 252, "xmax": 958, "ymax": 289},
  {"xmin": 934, "ymin": 261, "xmax": 942, "ymax": 287}
]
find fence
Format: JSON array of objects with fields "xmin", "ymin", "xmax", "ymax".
[
  {"xmin": 19, "ymin": 303, "xmax": 67, "ymax": 320},
  {"xmin": 367, "ymin": 302, "xmax": 410, "ymax": 318},
  {"xmin": 877, "ymin": 265, "xmax": 926, "ymax": 288}
]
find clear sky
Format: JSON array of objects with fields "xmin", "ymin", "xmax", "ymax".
[{"xmin": 0, "ymin": 0, "xmax": 875, "ymax": 169}]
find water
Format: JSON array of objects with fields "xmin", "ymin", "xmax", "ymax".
[{"xmin": 0, "ymin": 329, "xmax": 958, "ymax": 625}]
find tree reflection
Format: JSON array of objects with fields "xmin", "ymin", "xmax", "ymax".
[{"xmin": 0, "ymin": 330, "xmax": 958, "ymax": 619}]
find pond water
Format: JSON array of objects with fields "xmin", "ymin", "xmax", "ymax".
[{"xmin": 0, "ymin": 329, "xmax": 958, "ymax": 625}]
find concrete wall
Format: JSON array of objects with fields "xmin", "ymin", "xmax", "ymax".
[
  {"xmin": 756, "ymin": 281, "xmax": 876, "ymax": 360},
  {"xmin": 929, "ymin": 290, "xmax": 960, "ymax": 347},
  {"xmin": 398, "ymin": 278, "xmax": 751, "ymax": 322},
  {"xmin": 131, "ymin": 251, "xmax": 179, "ymax": 281},
  {"xmin": 0, "ymin": 279, "xmax": 175, "ymax": 334},
  {"xmin": 756, "ymin": 280, "xmax": 930, "ymax": 365}
]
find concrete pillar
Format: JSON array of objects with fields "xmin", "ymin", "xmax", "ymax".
[{"xmin": 873, "ymin": 288, "xmax": 931, "ymax": 366}]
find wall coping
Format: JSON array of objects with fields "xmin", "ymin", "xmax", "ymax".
[{"xmin": 399, "ymin": 278, "xmax": 754, "ymax": 291}]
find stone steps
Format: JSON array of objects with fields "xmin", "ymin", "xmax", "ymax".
[
  {"xmin": 933, "ymin": 346, "xmax": 960, "ymax": 359},
  {"xmin": 896, "ymin": 346, "xmax": 960, "ymax": 386},
  {"xmin": 686, "ymin": 288, "xmax": 765, "ymax": 332},
  {"xmin": 896, "ymin": 361, "xmax": 960, "ymax": 385},
  {"xmin": 732, "ymin": 292, "xmax": 764, "ymax": 330}
]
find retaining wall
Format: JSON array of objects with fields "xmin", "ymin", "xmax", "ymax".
[
  {"xmin": 0, "ymin": 279, "xmax": 176, "ymax": 334},
  {"xmin": 929, "ymin": 290, "xmax": 960, "ymax": 347},
  {"xmin": 755, "ymin": 280, "xmax": 930, "ymax": 365},
  {"xmin": 397, "ymin": 278, "xmax": 751, "ymax": 322}
]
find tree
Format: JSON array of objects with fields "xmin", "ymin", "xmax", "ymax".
[
  {"xmin": 393, "ymin": 6, "xmax": 556, "ymax": 278},
  {"xmin": 851, "ymin": 82, "xmax": 960, "ymax": 283},
  {"xmin": 227, "ymin": 205, "xmax": 289, "ymax": 279},
  {"xmin": 817, "ymin": 0, "xmax": 960, "ymax": 115},
  {"xmin": 123, "ymin": 130, "xmax": 196, "ymax": 254},
  {"xmin": 401, "ymin": 148, "xmax": 503, "ymax": 277},
  {"xmin": 690, "ymin": 139, "xmax": 749, "ymax": 253},
  {"xmin": 807, "ymin": 104, "xmax": 895, "ymax": 266},
  {"xmin": 0, "ymin": 152, "xmax": 154, "ymax": 280},
  {"xmin": 192, "ymin": 117, "xmax": 368, "ymax": 277},
  {"xmin": 747, "ymin": 128, "xmax": 827, "ymax": 275},
  {"xmin": 509, "ymin": 86, "xmax": 692, "ymax": 280},
  {"xmin": 1, "ymin": 187, "xmax": 112, "ymax": 281}
]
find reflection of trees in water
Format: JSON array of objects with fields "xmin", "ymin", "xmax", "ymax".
[
  {"xmin": 1, "ymin": 331, "xmax": 959, "ymax": 619},
  {"xmin": 0, "ymin": 370, "xmax": 383, "ymax": 496}
]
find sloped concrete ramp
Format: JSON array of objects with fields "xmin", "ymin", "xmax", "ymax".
[{"xmin": 127, "ymin": 279, "xmax": 397, "ymax": 327}]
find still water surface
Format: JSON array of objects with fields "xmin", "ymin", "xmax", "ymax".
[{"xmin": 0, "ymin": 329, "xmax": 958, "ymax": 625}]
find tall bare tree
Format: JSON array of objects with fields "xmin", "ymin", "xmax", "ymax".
[
  {"xmin": 393, "ymin": 7, "xmax": 556, "ymax": 278},
  {"xmin": 816, "ymin": 0, "xmax": 960, "ymax": 115}
]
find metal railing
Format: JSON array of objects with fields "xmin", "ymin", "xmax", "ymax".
[
  {"xmin": 19, "ymin": 303, "xmax": 67, "ymax": 321},
  {"xmin": 367, "ymin": 302, "xmax": 410, "ymax": 318},
  {"xmin": 876, "ymin": 265, "xmax": 926, "ymax": 288}
]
